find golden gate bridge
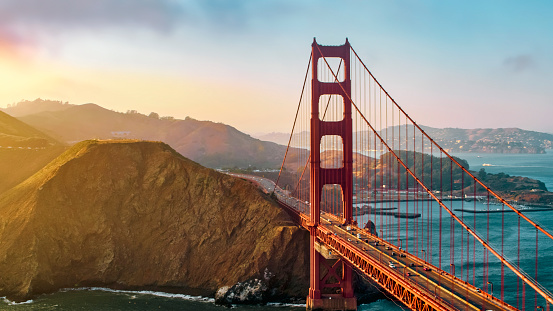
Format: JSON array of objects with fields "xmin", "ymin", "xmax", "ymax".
[{"xmin": 241, "ymin": 38, "xmax": 553, "ymax": 311}]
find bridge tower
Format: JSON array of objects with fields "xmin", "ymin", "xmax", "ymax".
[{"xmin": 307, "ymin": 38, "xmax": 357, "ymax": 311}]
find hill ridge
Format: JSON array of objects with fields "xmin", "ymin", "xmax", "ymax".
[
  {"xmin": 0, "ymin": 140, "xmax": 309, "ymax": 301},
  {"xmin": 9, "ymin": 100, "xmax": 287, "ymax": 169}
]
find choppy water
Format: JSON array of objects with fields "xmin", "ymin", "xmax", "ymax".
[
  {"xmin": 2, "ymin": 152, "xmax": 551, "ymax": 310},
  {"xmin": 0, "ymin": 288, "xmax": 406, "ymax": 310}
]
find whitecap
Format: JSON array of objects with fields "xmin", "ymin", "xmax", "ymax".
[
  {"xmin": 1, "ymin": 297, "xmax": 34, "ymax": 305},
  {"xmin": 266, "ymin": 302, "xmax": 305, "ymax": 307},
  {"xmin": 60, "ymin": 287, "xmax": 215, "ymax": 303}
]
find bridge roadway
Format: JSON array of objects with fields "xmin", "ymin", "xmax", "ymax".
[{"xmin": 230, "ymin": 173, "xmax": 517, "ymax": 311}]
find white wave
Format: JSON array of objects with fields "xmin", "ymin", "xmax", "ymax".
[
  {"xmin": 60, "ymin": 287, "xmax": 215, "ymax": 303},
  {"xmin": 266, "ymin": 302, "xmax": 305, "ymax": 307},
  {"xmin": 1, "ymin": 297, "xmax": 34, "ymax": 305}
]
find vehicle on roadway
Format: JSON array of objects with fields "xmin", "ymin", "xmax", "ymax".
[{"xmin": 389, "ymin": 261, "xmax": 396, "ymax": 268}]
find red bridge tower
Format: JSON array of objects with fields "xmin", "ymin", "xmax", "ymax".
[{"xmin": 307, "ymin": 38, "xmax": 357, "ymax": 310}]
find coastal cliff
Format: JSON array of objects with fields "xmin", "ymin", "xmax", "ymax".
[{"xmin": 0, "ymin": 140, "xmax": 309, "ymax": 301}]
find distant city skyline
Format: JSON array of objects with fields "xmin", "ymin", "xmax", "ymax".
[{"xmin": 1, "ymin": 0, "xmax": 552, "ymax": 134}]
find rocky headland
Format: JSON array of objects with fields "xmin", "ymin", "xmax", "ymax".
[{"xmin": 0, "ymin": 140, "xmax": 310, "ymax": 302}]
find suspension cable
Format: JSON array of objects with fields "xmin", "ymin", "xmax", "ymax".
[
  {"xmin": 316, "ymin": 42, "xmax": 553, "ymax": 305},
  {"xmin": 273, "ymin": 54, "xmax": 312, "ymax": 195},
  {"xmin": 349, "ymin": 45, "xmax": 553, "ymax": 242}
]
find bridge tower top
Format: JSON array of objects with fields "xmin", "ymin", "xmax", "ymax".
[{"xmin": 309, "ymin": 38, "xmax": 353, "ymax": 227}]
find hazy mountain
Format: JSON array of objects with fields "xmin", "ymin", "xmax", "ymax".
[
  {"xmin": 0, "ymin": 111, "xmax": 65, "ymax": 194},
  {"xmin": 418, "ymin": 126, "xmax": 553, "ymax": 153},
  {"xmin": 255, "ymin": 132, "xmax": 293, "ymax": 146},
  {"xmin": 253, "ymin": 131, "xmax": 309, "ymax": 149},
  {"xmin": 8, "ymin": 101, "xmax": 289, "ymax": 169},
  {"xmin": 0, "ymin": 140, "xmax": 308, "ymax": 301},
  {"xmin": 1, "ymin": 99, "xmax": 73, "ymax": 117},
  {"xmin": 256, "ymin": 126, "xmax": 553, "ymax": 154},
  {"xmin": 0, "ymin": 110, "xmax": 59, "ymax": 147}
]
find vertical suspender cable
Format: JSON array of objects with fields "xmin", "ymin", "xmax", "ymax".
[
  {"xmin": 473, "ymin": 175, "xmax": 477, "ymax": 286},
  {"xmin": 501, "ymin": 202, "xmax": 505, "ymax": 302},
  {"xmin": 449, "ymin": 163, "xmax": 452, "ymax": 271},
  {"xmin": 439, "ymin": 153, "xmax": 443, "ymax": 270},
  {"xmin": 536, "ymin": 228, "xmax": 539, "ymax": 310}
]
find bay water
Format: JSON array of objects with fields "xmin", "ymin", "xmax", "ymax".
[{"xmin": 450, "ymin": 149, "xmax": 553, "ymax": 191}]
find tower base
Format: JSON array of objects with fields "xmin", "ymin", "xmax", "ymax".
[{"xmin": 306, "ymin": 295, "xmax": 357, "ymax": 311}]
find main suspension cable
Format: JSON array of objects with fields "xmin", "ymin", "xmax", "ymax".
[{"xmin": 273, "ymin": 54, "xmax": 312, "ymax": 195}]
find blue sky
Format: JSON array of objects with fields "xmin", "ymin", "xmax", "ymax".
[{"xmin": 1, "ymin": 0, "xmax": 552, "ymax": 134}]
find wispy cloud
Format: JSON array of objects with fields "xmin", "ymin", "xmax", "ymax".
[
  {"xmin": 0, "ymin": 0, "xmax": 185, "ymax": 32},
  {"xmin": 0, "ymin": 0, "xmax": 187, "ymax": 57},
  {"xmin": 503, "ymin": 54, "xmax": 536, "ymax": 73}
]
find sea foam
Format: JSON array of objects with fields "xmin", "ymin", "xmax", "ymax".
[
  {"xmin": 1, "ymin": 297, "xmax": 34, "ymax": 305},
  {"xmin": 60, "ymin": 287, "xmax": 215, "ymax": 303}
]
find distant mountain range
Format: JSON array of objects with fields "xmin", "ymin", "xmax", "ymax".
[
  {"xmin": 254, "ymin": 126, "xmax": 553, "ymax": 154},
  {"xmin": 417, "ymin": 126, "xmax": 553, "ymax": 154},
  {"xmin": 2, "ymin": 99, "xmax": 289, "ymax": 169}
]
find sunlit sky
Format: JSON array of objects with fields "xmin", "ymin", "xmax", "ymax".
[{"xmin": 1, "ymin": 0, "xmax": 552, "ymax": 134}]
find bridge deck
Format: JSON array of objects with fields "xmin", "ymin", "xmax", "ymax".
[{"xmin": 231, "ymin": 173, "xmax": 518, "ymax": 311}]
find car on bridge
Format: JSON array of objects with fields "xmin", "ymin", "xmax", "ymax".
[{"xmin": 388, "ymin": 261, "xmax": 396, "ymax": 268}]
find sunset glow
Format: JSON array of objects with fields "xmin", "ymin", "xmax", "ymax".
[{"xmin": 1, "ymin": 0, "xmax": 552, "ymax": 134}]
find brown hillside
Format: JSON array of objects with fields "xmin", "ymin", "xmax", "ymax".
[
  {"xmin": 17, "ymin": 103, "xmax": 287, "ymax": 168},
  {"xmin": 0, "ymin": 110, "xmax": 59, "ymax": 146},
  {"xmin": 0, "ymin": 140, "xmax": 309, "ymax": 301},
  {"xmin": 0, "ymin": 111, "xmax": 65, "ymax": 194}
]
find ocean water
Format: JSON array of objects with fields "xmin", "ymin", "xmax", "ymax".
[
  {"xmin": 2, "ymin": 152, "xmax": 551, "ymax": 310},
  {"xmin": 450, "ymin": 149, "xmax": 553, "ymax": 191},
  {"xmin": 0, "ymin": 288, "xmax": 406, "ymax": 310}
]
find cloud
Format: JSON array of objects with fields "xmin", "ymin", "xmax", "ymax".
[
  {"xmin": 503, "ymin": 54, "xmax": 536, "ymax": 73},
  {"xmin": 0, "ymin": 0, "xmax": 188, "ymax": 32},
  {"xmin": 0, "ymin": 0, "xmax": 186, "ymax": 33},
  {"xmin": 0, "ymin": 0, "xmax": 191, "ymax": 59}
]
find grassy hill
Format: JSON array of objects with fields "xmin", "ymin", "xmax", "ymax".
[
  {"xmin": 0, "ymin": 110, "xmax": 59, "ymax": 147},
  {"xmin": 0, "ymin": 111, "xmax": 65, "ymax": 194}
]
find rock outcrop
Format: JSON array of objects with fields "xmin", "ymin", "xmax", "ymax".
[{"xmin": 0, "ymin": 140, "xmax": 309, "ymax": 301}]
